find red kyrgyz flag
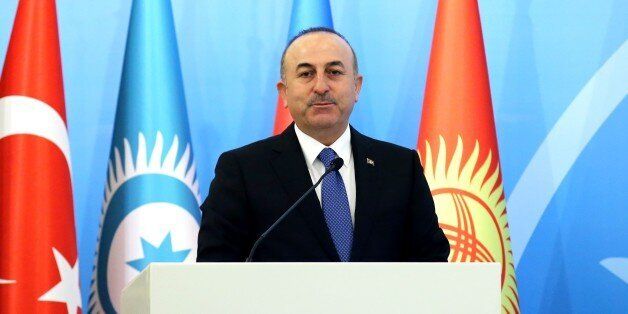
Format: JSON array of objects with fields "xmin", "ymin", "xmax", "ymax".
[
  {"xmin": 417, "ymin": 1, "xmax": 519, "ymax": 312},
  {"xmin": 0, "ymin": 0, "xmax": 82, "ymax": 313}
]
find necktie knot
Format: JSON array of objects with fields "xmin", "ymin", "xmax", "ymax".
[{"xmin": 318, "ymin": 147, "xmax": 337, "ymax": 169}]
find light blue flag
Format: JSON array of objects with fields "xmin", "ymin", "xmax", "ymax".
[
  {"xmin": 89, "ymin": 0, "xmax": 200, "ymax": 313},
  {"xmin": 288, "ymin": 0, "xmax": 333, "ymax": 40}
]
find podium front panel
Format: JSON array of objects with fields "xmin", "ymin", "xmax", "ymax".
[{"xmin": 122, "ymin": 262, "xmax": 500, "ymax": 314}]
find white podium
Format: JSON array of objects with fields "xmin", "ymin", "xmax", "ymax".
[{"xmin": 121, "ymin": 262, "xmax": 500, "ymax": 314}]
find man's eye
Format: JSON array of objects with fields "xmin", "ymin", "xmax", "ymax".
[
  {"xmin": 298, "ymin": 71, "xmax": 313, "ymax": 78},
  {"xmin": 328, "ymin": 70, "xmax": 344, "ymax": 76}
]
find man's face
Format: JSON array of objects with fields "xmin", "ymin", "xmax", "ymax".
[{"xmin": 278, "ymin": 32, "xmax": 363, "ymax": 134}]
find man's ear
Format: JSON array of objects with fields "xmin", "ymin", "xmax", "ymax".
[
  {"xmin": 354, "ymin": 74, "xmax": 363, "ymax": 102},
  {"xmin": 277, "ymin": 80, "xmax": 288, "ymax": 108}
]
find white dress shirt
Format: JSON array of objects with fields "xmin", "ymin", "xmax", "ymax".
[{"xmin": 294, "ymin": 124, "xmax": 356, "ymax": 224}]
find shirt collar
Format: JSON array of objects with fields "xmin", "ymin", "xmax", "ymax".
[{"xmin": 294, "ymin": 124, "xmax": 352, "ymax": 168}]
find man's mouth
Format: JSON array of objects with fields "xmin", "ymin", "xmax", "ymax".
[{"xmin": 311, "ymin": 102, "xmax": 335, "ymax": 107}]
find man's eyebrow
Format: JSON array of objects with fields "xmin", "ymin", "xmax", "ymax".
[
  {"xmin": 295, "ymin": 63, "xmax": 314, "ymax": 71},
  {"xmin": 295, "ymin": 61, "xmax": 346, "ymax": 71},
  {"xmin": 326, "ymin": 61, "xmax": 345, "ymax": 68}
]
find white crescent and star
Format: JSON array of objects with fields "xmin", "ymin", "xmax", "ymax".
[{"xmin": 0, "ymin": 96, "xmax": 78, "ymax": 304}]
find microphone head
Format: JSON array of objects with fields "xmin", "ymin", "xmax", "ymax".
[{"xmin": 329, "ymin": 157, "xmax": 344, "ymax": 171}]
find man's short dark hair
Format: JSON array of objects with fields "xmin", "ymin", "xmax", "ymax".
[{"xmin": 280, "ymin": 27, "xmax": 359, "ymax": 80}]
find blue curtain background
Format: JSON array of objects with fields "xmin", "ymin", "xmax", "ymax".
[{"xmin": 1, "ymin": 1, "xmax": 626, "ymax": 312}]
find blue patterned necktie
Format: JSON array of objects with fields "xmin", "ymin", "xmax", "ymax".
[{"xmin": 318, "ymin": 147, "xmax": 353, "ymax": 262}]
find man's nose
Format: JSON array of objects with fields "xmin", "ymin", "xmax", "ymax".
[{"xmin": 313, "ymin": 74, "xmax": 330, "ymax": 94}]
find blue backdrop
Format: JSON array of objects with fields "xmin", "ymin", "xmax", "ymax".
[{"xmin": 1, "ymin": 0, "xmax": 626, "ymax": 312}]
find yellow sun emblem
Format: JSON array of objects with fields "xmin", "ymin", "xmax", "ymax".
[{"xmin": 421, "ymin": 135, "xmax": 520, "ymax": 313}]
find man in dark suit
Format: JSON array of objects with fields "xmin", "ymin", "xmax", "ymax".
[{"xmin": 197, "ymin": 27, "xmax": 449, "ymax": 262}]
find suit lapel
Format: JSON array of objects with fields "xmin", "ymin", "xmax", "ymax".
[
  {"xmin": 350, "ymin": 127, "xmax": 382, "ymax": 261},
  {"xmin": 270, "ymin": 124, "xmax": 340, "ymax": 261}
]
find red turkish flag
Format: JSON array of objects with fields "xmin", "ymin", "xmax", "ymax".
[{"xmin": 0, "ymin": 0, "xmax": 81, "ymax": 313}]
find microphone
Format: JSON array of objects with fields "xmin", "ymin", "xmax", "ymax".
[{"xmin": 245, "ymin": 157, "xmax": 344, "ymax": 262}]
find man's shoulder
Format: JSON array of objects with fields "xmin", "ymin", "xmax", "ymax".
[
  {"xmin": 365, "ymin": 136, "xmax": 415, "ymax": 153},
  {"xmin": 353, "ymin": 130, "xmax": 417, "ymax": 159},
  {"xmin": 221, "ymin": 133, "xmax": 283, "ymax": 160}
]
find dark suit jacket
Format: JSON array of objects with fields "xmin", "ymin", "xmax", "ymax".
[{"xmin": 197, "ymin": 124, "xmax": 450, "ymax": 262}]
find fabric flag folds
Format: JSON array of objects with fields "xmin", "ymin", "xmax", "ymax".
[
  {"xmin": 0, "ymin": 0, "xmax": 82, "ymax": 313},
  {"xmin": 272, "ymin": 0, "xmax": 334, "ymax": 134},
  {"xmin": 89, "ymin": 0, "xmax": 201, "ymax": 313},
  {"xmin": 417, "ymin": 0, "xmax": 520, "ymax": 312}
]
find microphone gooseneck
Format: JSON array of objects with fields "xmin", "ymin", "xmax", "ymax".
[{"xmin": 245, "ymin": 157, "xmax": 344, "ymax": 262}]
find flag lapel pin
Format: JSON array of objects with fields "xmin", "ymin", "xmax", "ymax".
[{"xmin": 366, "ymin": 158, "xmax": 375, "ymax": 167}]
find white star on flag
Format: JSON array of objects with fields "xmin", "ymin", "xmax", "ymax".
[{"xmin": 38, "ymin": 248, "xmax": 82, "ymax": 314}]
